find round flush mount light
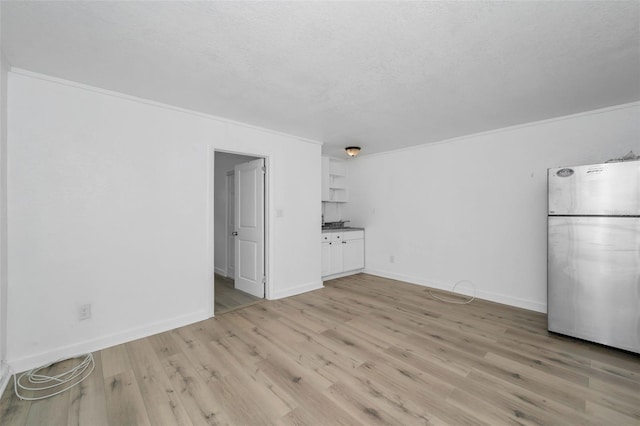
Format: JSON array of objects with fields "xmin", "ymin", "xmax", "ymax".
[{"xmin": 345, "ymin": 146, "xmax": 361, "ymax": 157}]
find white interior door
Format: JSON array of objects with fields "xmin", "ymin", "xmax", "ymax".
[
  {"xmin": 234, "ymin": 158, "xmax": 265, "ymax": 298},
  {"xmin": 226, "ymin": 171, "xmax": 235, "ymax": 279}
]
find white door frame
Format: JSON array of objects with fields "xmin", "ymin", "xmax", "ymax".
[{"xmin": 208, "ymin": 147, "xmax": 271, "ymax": 318}]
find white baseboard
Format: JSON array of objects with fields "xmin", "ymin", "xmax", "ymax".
[
  {"xmin": 0, "ymin": 363, "xmax": 10, "ymax": 398},
  {"xmin": 8, "ymin": 310, "xmax": 210, "ymax": 373},
  {"xmin": 365, "ymin": 268, "xmax": 546, "ymax": 313},
  {"xmin": 322, "ymin": 269, "xmax": 364, "ymax": 281},
  {"xmin": 269, "ymin": 280, "xmax": 323, "ymax": 300},
  {"xmin": 214, "ymin": 267, "xmax": 227, "ymax": 277}
]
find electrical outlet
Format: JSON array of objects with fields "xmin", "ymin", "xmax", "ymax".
[
  {"xmin": 390, "ymin": 255, "xmax": 395, "ymax": 264},
  {"xmin": 78, "ymin": 304, "xmax": 92, "ymax": 321}
]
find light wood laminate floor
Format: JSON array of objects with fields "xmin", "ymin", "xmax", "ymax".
[
  {"xmin": 214, "ymin": 274, "xmax": 262, "ymax": 314},
  {"xmin": 1, "ymin": 273, "xmax": 639, "ymax": 425}
]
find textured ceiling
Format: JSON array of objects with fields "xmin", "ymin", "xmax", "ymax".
[{"xmin": 2, "ymin": 1, "xmax": 639, "ymax": 157}]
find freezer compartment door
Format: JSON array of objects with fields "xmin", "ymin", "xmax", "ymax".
[
  {"xmin": 548, "ymin": 161, "xmax": 640, "ymax": 216},
  {"xmin": 548, "ymin": 216, "xmax": 640, "ymax": 353}
]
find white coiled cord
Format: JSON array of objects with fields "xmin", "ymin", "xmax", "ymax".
[
  {"xmin": 428, "ymin": 279, "xmax": 476, "ymax": 305},
  {"xmin": 13, "ymin": 353, "xmax": 95, "ymax": 401}
]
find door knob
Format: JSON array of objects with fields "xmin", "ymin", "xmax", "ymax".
[{"xmin": 232, "ymin": 231, "xmax": 238, "ymax": 236}]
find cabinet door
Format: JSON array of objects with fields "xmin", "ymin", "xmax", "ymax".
[
  {"xmin": 342, "ymin": 239, "xmax": 364, "ymax": 271},
  {"xmin": 328, "ymin": 242, "xmax": 344, "ymax": 275},
  {"xmin": 321, "ymin": 242, "xmax": 330, "ymax": 276}
]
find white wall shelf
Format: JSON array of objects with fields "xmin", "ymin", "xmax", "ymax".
[{"xmin": 322, "ymin": 157, "xmax": 348, "ymax": 202}]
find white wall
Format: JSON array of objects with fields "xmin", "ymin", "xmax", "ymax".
[
  {"xmin": 7, "ymin": 70, "xmax": 322, "ymax": 372},
  {"xmin": 344, "ymin": 103, "xmax": 640, "ymax": 313},
  {"xmin": 213, "ymin": 152, "xmax": 256, "ymax": 276},
  {"xmin": 322, "ymin": 201, "xmax": 344, "ymax": 223}
]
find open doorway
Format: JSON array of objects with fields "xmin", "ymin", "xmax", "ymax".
[{"xmin": 214, "ymin": 151, "xmax": 266, "ymax": 314}]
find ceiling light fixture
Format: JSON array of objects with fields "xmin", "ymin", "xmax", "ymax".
[{"xmin": 345, "ymin": 146, "xmax": 361, "ymax": 157}]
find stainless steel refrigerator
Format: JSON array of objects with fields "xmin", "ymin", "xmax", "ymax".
[{"xmin": 547, "ymin": 160, "xmax": 640, "ymax": 354}]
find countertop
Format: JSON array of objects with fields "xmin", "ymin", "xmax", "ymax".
[{"xmin": 321, "ymin": 227, "xmax": 365, "ymax": 233}]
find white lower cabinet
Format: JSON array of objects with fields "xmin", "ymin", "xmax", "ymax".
[{"xmin": 321, "ymin": 230, "xmax": 364, "ymax": 278}]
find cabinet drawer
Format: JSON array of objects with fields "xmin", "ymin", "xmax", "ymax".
[
  {"xmin": 321, "ymin": 232, "xmax": 345, "ymax": 242},
  {"xmin": 343, "ymin": 230, "xmax": 364, "ymax": 241}
]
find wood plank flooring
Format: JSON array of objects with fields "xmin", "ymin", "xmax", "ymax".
[
  {"xmin": 214, "ymin": 274, "xmax": 262, "ymax": 314},
  {"xmin": 1, "ymin": 273, "xmax": 639, "ymax": 425}
]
